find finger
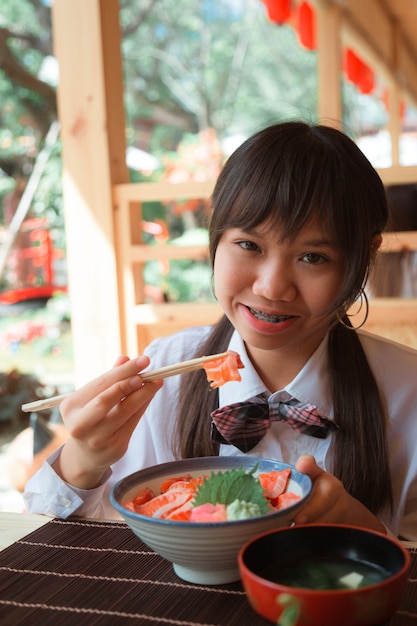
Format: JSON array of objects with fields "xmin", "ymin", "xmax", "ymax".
[
  {"xmin": 69, "ymin": 377, "xmax": 162, "ymax": 443},
  {"xmin": 94, "ymin": 356, "xmax": 150, "ymax": 392},
  {"xmin": 99, "ymin": 368, "xmax": 163, "ymax": 408},
  {"xmin": 104, "ymin": 389, "xmax": 159, "ymax": 450},
  {"xmin": 63, "ymin": 356, "xmax": 151, "ymax": 411},
  {"xmin": 294, "ymin": 498, "xmax": 338, "ymax": 525},
  {"xmin": 61, "ymin": 364, "xmax": 157, "ymax": 439},
  {"xmin": 113, "ymin": 355, "xmax": 131, "ymax": 367},
  {"xmin": 295, "ymin": 455, "xmax": 323, "ymax": 480},
  {"xmin": 81, "ymin": 380, "xmax": 162, "ymax": 448},
  {"xmin": 94, "ymin": 356, "xmax": 151, "ymax": 392},
  {"xmin": 83, "ymin": 375, "xmax": 161, "ymax": 425},
  {"xmin": 293, "ymin": 473, "xmax": 343, "ymax": 525}
]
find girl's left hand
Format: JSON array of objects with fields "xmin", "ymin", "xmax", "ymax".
[{"xmin": 293, "ymin": 455, "xmax": 386, "ymax": 534}]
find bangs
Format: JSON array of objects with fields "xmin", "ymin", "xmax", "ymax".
[{"xmin": 210, "ymin": 134, "xmax": 340, "ymax": 245}]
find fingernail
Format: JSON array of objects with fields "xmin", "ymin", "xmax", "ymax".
[{"xmin": 129, "ymin": 375, "xmax": 143, "ymax": 389}]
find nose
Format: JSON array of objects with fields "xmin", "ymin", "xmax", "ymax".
[{"xmin": 252, "ymin": 258, "xmax": 297, "ymax": 302}]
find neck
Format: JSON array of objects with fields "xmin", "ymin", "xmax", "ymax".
[{"xmin": 245, "ymin": 332, "xmax": 326, "ymax": 392}]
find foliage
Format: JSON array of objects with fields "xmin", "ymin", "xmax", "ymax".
[
  {"xmin": 0, "ymin": 297, "xmax": 70, "ymax": 440},
  {"xmin": 0, "ymin": 294, "xmax": 72, "ymax": 382},
  {"xmin": 120, "ymin": 0, "xmax": 318, "ymax": 151},
  {"xmin": 144, "ymin": 257, "xmax": 213, "ymax": 303},
  {"xmin": 0, "ymin": 0, "xmax": 56, "ymax": 152}
]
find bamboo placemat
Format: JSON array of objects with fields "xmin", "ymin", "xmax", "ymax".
[{"xmin": 0, "ymin": 518, "xmax": 415, "ymax": 626}]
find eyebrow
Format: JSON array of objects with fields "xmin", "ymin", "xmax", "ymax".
[
  {"xmin": 301, "ymin": 237, "xmax": 335, "ymax": 247},
  {"xmin": 238, "ymin": 226, "xmax": 336, "ymax": 249}
]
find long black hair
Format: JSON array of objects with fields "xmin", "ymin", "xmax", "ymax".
[{"xmin": 174, "ymin": 121, "xmax": 392, "ymax": 515}]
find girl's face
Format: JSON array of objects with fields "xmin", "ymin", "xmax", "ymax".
[{"xmin": 213, "ymin": 216, "xmax": 345, "ymax": 383}]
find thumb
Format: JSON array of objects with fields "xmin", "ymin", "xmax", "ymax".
[{"xmin": 295, "ymin": 454, "xmax": 323, "ymax": 480}]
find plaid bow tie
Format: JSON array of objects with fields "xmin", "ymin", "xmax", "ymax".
[{"xmin": 211, "ymin": 394, "xmax": 337, "ymax": 453}]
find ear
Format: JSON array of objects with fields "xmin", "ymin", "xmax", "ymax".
[{"xmin": 372, "ymin": 234, "xmax": 383, "ymax": 254}]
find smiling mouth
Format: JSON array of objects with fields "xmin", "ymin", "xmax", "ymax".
[{"xmin": 247, "ymin": 306, "xmax": 293, "ymax": 323}]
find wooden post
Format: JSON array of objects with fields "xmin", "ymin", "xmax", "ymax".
[
  {"xmin": 315, "ymin": 1, "xmax": 343, "ymax": 128},
  {"xmin": 386, "ymin": 20, "xmax": 401, "ymax": 167},
  {"xmin": 386, "ymin": 85, "xmax": 401, "ymax": 167},
  {"xmin": 52, "ymin": 0, "xmax": 129, "ymax": 385}
]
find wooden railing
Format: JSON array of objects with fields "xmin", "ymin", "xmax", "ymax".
[
  {"xmin": 113, "ymin": 172, "xmax": 417, "ymax": 355},
  {"xmin": 113, "ymin": 181, "xmax": 217, "ymax": 354}
]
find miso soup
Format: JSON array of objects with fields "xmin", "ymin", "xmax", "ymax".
[{"xmin": 260, "ymin": 557, "xmax": 390, "ymax": 590}]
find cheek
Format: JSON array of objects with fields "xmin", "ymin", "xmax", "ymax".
[
  {"xmin": 213, "ymin": 251, "xmax": 245, "ymax": 296},
  {"xmin": 326, "ymin": 272, "xmax": 345, "ymax": 302},
  {"xmin": 308, "ymin": 275, "xmax": 343, "ymax": 312}
]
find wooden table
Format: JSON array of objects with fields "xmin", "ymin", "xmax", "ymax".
[
  {"xmin": 0, "ymin": 512, "xmax": 416, "ymax": 625},
  {"xmin": 0, "ymin": 512, "xmax": 51, "ymax": 551}
]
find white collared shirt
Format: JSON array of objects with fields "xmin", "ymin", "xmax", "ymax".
[{"xmin": 24, "ymin": 325, "xmax": 417, "ymax": 539}]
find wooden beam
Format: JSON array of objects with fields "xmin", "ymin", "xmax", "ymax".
[
  {"xmin": 113, "ymin": 181, "xmax": 214, "ymax": 204},
  {"xmin": 365, "ymin": 298, "xmax": 417, "ymax": 324},
  {"xmin": 381, "ymin": 232, "xmax": 417, "ymax": 253},
  {"xmin": 316, "ymin": 2, "xmax": 343, "ymax": 126},
  {"xmin": 311, "ymin": 0, "xmax": 417, "ymax": 107},
  {"xmin": 377, "ymin": 165, "xmax": 417, "ymax": 185},
  {"xmin": 52, "ymin": 0, "xmax": 129, "ymax": 384},
  {"xmin": 130, "ymin": 244, "xmax": 209, "ymax": 263},
  {"xmin": 340, "ymin": 0, "xmax": 417, "ymax": 107},
  {"xmin": 133, "ymin": 303, "xmax": 222, "ymax": 353}
]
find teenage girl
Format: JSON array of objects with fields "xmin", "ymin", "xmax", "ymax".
[{"xmin": 24, "ymin": 122, "xmax": 417, "ymax": 539}]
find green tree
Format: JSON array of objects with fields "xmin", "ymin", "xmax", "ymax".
[
  {"xmin": 0, "ymin": 0, "xmax": 58, "ymax": 228},
  {"xmin": 0, "ymin": 0, "xmax": 319, "ymax": 215},
  {"xmin": 0, "ymin": 0, "xmax": 319, "ymax": 293},
  {"xmin": 0, "ymin": 0, "xmax": 56, "ymax": 170},
  {"xmin": 120, "ymin": 0, "xmax": 318, "ymax": 154}
]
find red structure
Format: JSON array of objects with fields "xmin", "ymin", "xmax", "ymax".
[{"xmin": 0, "ymin": 217, "xmax": 66, "ymax": 305}]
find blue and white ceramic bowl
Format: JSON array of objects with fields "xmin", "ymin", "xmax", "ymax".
[{"xmin": 110, "ymin": 456, "xmax": 312, "ymax": 585}]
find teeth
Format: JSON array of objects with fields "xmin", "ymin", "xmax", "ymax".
[{"xmin": 248, "ymin": 307, "xmax": 291, "ymax": 323}]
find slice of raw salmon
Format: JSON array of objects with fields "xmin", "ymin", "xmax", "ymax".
[
  {"xmin": 134, "ymin": 489, "xmax": 193, "ymax": 518},
  {"xmin": 259, "ymin": 468, "xmax": 291, "ymax": 500},
  {"xmin": 202, "ymin": 350, "xmax": 244, "ymax": 388}
]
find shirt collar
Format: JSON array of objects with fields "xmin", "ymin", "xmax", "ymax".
[
  {"xmin": 283, "ymin": 333, "xmax": 334, "ymax": 420},
  {"xmin": 218, "ymin": 331, "xmax": 334, "ymax": 421}
]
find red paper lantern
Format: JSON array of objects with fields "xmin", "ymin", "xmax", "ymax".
[
  {"xmin": 344, "ymin": 48, "xmax": 374, "ymax": 94},
  {"xmin": 297, "ymin": 2, "xmax": 316, "ymax": 50},
  {"xmin": 357, "ymin": 63, "xmax": 374, "ymax": 94},
  {"xmin": 263, "ymin": 0, "xmax": 292, "ymax": 24},
  {"xmin": 345, "ymin": 48, "xmax": 360, "ymax": 84}
]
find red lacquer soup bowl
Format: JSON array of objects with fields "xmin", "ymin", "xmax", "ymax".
[{"xmin": 238, "ymin": 524, "xmax": 410, "ymax": 626}]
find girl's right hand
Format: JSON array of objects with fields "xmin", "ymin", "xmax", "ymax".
[{"xmin": 52, "ymin": 355, "xmax": 163, "ymax": 489}]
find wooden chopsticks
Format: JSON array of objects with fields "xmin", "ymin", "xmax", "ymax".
[{"xmin": 21, "ymin": 352, "xmax": 229, "ymax": 413}]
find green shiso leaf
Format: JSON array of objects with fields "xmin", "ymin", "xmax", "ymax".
[{"xmin": 192, "ymin": 465, "xmax": 270, "ymax": 515}]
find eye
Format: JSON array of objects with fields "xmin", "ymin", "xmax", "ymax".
[
  {"xmin": 237, "ymin": 240, "xmax": 260, "ymax": 252},
  {"xmin": 301, "ymin": 252, "xmax": 328, "ymax": 265}
]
